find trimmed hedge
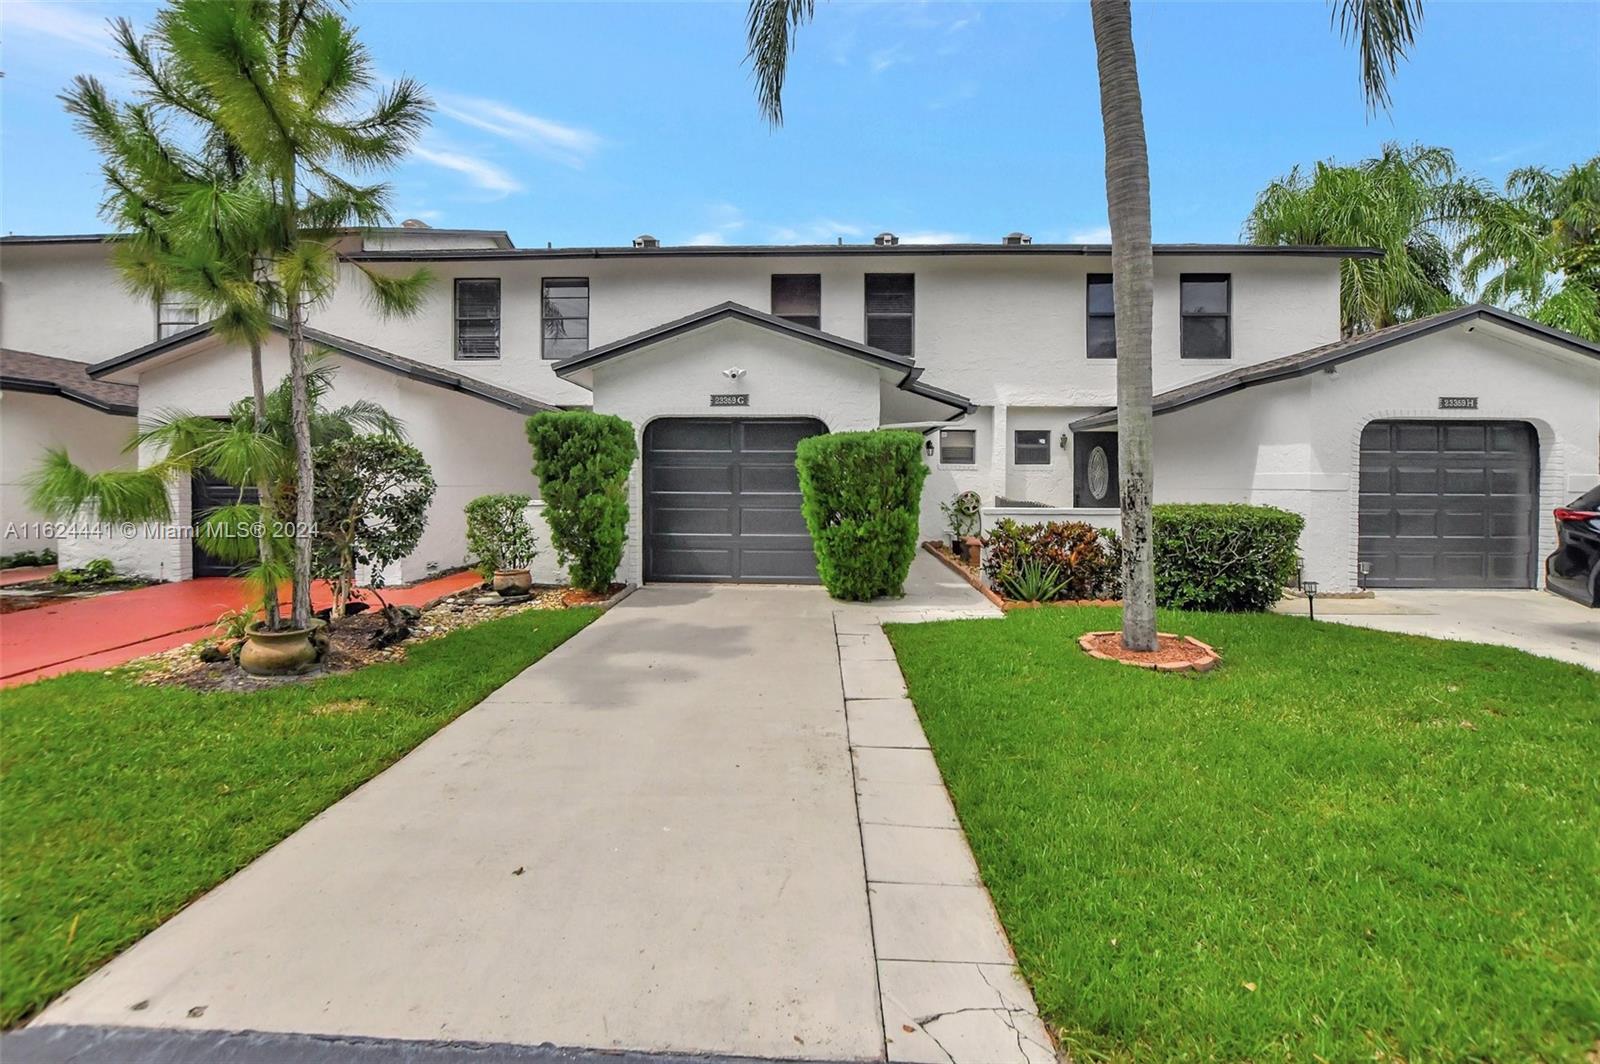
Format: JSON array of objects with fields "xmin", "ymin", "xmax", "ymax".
[
  {"xmin": 526, "ymin": 411, "xmax": 637, "ymax": 593},
  {"xmin": 1150, "ymin": 503, "xmax": 1305, "ymax": 611},
  {"xmin": 795, "ymin": 430, "xmax": 929, "ymax": 601}
]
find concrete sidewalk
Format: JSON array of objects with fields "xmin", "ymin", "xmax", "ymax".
[
  {"xmin": 1274, "ymin": 588, "xmax": 1599, "ymax": 670},
  {"xmin": 30, "ymin": 585, "xmax": 882, "ymax": 1060}
]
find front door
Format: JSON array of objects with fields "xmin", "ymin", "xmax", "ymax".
[
  {"xmin": 191, "ymin": 472, "xmax": 259, "ymax": 577},
  {"xmin": 1073, "ymin": 431, "xmax": 1119, "ymax": 508},
  {"xmin": 643, "ymin": 417, "xmax": 826, "ymax": 583}
]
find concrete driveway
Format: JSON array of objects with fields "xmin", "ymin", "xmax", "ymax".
[
  {"xmin": 1275, "ymin": 588, "xmax": 1599, "ymax": 670},
  {"xmin": 29, "ymin": 585, "xmax": 882, "ymax": 1059}
]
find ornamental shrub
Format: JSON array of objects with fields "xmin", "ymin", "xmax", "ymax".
[
  {"xmin": 982, "ymin": 518, "xmax": 1119, "ymax": 601},
  {"xmin": 312, "ymin": 435, "xmax": 436, "ymax": 616},
  {"xmin": 526, "ymin": 411, "xmax": 637, "ymax": 593},
  {"xmin": 1150, "ymin": 503, "xmax": 1305, "ymax": 611},
  {"xmin": 464, "ymin": 493, "xmax": 538, "ymax": 578},
  {"xmin": 795, "ymin": 430, "xmax": 928, "ymax": 601}
]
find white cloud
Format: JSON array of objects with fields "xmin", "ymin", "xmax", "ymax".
[
  {"xmin": 899, "ymin": 231, "xmax": 971, "ymax": 245},
  {"xmin": 769, "ymin": 219, "xmax": 865, "ymax": 243},
  {"xmin": 1069, "ymin": 225, "xmax": 1114, "ymax": 243},
  {"xmin": 434, "ymin": 92, "xmax": 602, "ymax": 169},
  {"xmin": 1, "ymin": 0, "xmax": 117, "ymax": 55},
  {"xmin": 410, "ymin": 145, "xmax": 522, "ymax": 196},
  {"xmin": 869, "ymin": 45, "xmax": 908, "ymax": 74},
  {"xmin": 685, "ymin": 231, "xmax": 729, "ymax": 246}
]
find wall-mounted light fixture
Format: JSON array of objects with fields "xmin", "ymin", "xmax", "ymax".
[
  {"xmin": 1059, "ymin": 432, "xmax": 1070, "ymax": 451},
  {"xmin": 925, "ymin": 438, "xmax": 935, "ymax": 457}
]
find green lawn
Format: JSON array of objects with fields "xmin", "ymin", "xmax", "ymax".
[
  {"xmin": 0, "ymin": 606, "xmax": 597, "ymax": 1027},
  {"xmin": 886, "ymin": 607, "xmax": 1600, "ymax": 1063}
]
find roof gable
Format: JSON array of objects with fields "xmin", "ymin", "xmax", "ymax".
[
  {"xmin": 1, "ymin": 349, "xmax": 138, "ymax": 415},
  {"xmin": 1070, "ymin": 304, "xmax": 1600, "ymax": 430},
  {"xmin": 88, "ymin": 320, "xmax": 558, "ymax": 416}
]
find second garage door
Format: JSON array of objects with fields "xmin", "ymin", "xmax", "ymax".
[
  {"xmin": 1358, "ymin": 420, "xmax": 1538, "ymax": 588},
  {"xmin": 644, "ymin": 418, "xmax": 826, "ymax": 583}
]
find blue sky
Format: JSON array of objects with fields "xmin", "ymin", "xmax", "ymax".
[{"xmin": 3, "ymin": 1, "xmax": 1596, "ymax": 247}]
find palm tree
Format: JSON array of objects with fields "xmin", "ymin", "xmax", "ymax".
[
  {"xmin": 61, "ymin": 0, "xmax": 433, "ymax": 629},
  {"xmin": 1460, "ymin": 157, "xmax": 1600, "ymax": 340},
  {"xmin": 743, "ymin": 0, "xmax": 1426, "ymax": 651},
  {"xmin": 29, "ymin": 361, "xmax": 401, "ymax": 622},
  {"xmin": 1245, "ymin": 143, "xmax": 1476, "ymax": 335}
]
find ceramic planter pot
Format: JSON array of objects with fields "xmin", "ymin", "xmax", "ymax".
[
  {"xmin": 239, "ymin": 622, "xmax": 318, "ymax": 676},
  {"xmin": 492, "ymin": 568, "xmax": 533, "ymax": 596}
]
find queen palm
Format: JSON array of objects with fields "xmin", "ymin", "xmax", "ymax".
[
  {"xmin": 744, "ymin": 0, "xmax": 1426, "ymax": 651},
  {"xmin": 1460, "ymin": 158, "xmax": 1600, "ymax": 340},
  {"xmin": 1245, "ymin": 143, "xmax": 1477, "ymax": 335},
  {"xmin": 54, "ymin": 0, "xmax": 433, "ymax": 630}
]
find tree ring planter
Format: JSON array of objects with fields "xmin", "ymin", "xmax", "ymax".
[
  {"xmin": 1078, "ymin": 631, "xmax": 1220, "ymax": 673},
  {"xmin": 492, "ymin": 569, "xmax": 533, "ymax": 596},
  {"xmin": 239, "ymin": 622, "xmax": 320, "ymax": 676}
]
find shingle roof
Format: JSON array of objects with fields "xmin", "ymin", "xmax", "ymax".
[
  {"xmin": 1069, "ymin": 304, "xmax": 1600, "ymax": 430},
  {"xmin": 553, "ymin": 301, "xmax": 975, "ymax": 415},
  {"xmin": 88, "ymin": 320, "xmax": 559, "ymax": 416},
  {"xmin": 1, "ymin": 349, "xmax": 138, "ymax": 415}
]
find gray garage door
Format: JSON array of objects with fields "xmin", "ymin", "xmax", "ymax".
[
  {"xmin": 644, "ymin": 418, "xmax": 826, "ymax": 583},
  {"xmin": 1358, "ymin": 420, "xmax": 1538, "ymax": 588}
]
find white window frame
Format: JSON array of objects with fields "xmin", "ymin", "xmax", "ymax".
[
  {"xmin": 1013, "ymin": 428, "xmax": 1052, "ymax": 466},
  {"xmin": 156, "ymin": 298, "xmax": 200, "ymax": 339},
  {"xmin": 937, "ymin": 428, "xmax": 979, "ymax": 469}
]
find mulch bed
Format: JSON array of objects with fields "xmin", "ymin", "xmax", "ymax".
[
  {"xmin": 131, "ymin": 586, "xmax": 574, "ymax": 692},
  {"xmin": 1078, "ymin": 630, "xmax": 1220, "ymax": 673}
]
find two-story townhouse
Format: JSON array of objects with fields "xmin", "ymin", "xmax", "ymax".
[{"xmin": 3, "ymin": 225, "xmax": 1596, "ymax": 592}]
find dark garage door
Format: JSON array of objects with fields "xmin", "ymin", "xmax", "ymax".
[
  {"xmin": 192, "ymin": 471, "xmax": 259, "ymax": 577},
  {"xmin": 1358, "ymin": 420, "xmax": 1538, "ymax": 588},
  {"xmin": 644, "ymin": 418, "xmax": 826, "ymax": 583}
]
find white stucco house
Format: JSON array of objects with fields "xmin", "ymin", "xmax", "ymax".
[{"xmin": 2, "ymin": 224, "xmax": 1596, "ymax": 592}]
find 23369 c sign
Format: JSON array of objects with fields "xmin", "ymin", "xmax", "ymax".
[{"xmin": 709, "ymin": 393, "xmax": 750, "ymax": 407}]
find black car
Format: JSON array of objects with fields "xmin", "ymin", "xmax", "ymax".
[{"xmin": 1545, "ymin": 484, "xmax": 1600, "ymax": 607}]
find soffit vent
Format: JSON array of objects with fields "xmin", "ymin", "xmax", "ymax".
[
  {"xmin": 1003, "ymin": 232, "xmax": 1032, "ymax": 245},
  {"xmin": 633, "ymin": 234, "xmax": 660, "ymax": 248},
  {"xmin": 874, "ymin": 232, "xmax": 899, "ymax": 246}
]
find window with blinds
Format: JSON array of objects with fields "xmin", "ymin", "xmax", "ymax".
[
  {"xmin": 542, "ymin": 277, "xmax": 589, "ymax": 361},
  {"xmin": 1180, "ymin": 274, "xmax": 1231, "ymax": 359},
  {"xmin": 865, "ymin": 273, "xmax": 914, "ymax": 356},
  {"xmin": 455, "ymin": 278, "xmax": 501, "ymax": 359},
  {"xmin": 771, "ymin": 274, "xmax": 822, "ymax": 329},
  {"xmin": 157, "ymin": 299, "xmax": 200, "ymax": 339}
]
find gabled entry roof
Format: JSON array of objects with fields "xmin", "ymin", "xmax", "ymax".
[
  {"xmin": 1070, "ymin": 304, "xmax": 1600, "ymax": 431},
  {"xmin": 89, "ymin": 319, "xmax": 559, "ymax": 415},
  {"xmin": 552, "ymin": 301, "xmax": 975, "ymax": 415},
  {"xmin": 1, "ymin": 348, "xmax": 139, "ymax": 415}
]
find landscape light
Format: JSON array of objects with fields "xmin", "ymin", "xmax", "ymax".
[{"xmin": 1301, "ymin": 580, "xmax": 1319, "ymax": 621}]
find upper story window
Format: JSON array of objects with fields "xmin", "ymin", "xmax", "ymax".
[
  {"xmin": 865, "ymin": 273, "xmax": 915, "ymax": 357},
  {"xmin": 454, "ymin": 278, "xmax": 501, "ymax": 360},
  {"xmin": 1086, "ymin": 274, "xmax": 1116, "ymax": 359},
  {"xmin": 157, "ymin": 298, "xmax": 200, "ymax": 339},
  {"xmin": 772, "ymin": 274, "xmax": 821, "ymax": 329},
  {"xmin": 1180, "ymin": 274, "xmax": 1231, "ymax": 359},
  {"xmin": 1014, "ymin": 429, "xmax": 1051, "ymax": 465},
  {"xmin": 938, "ymin": 428, "xmax": 976, "ymax": 466},
  {"xmin": 542, "ymin": 277, "xmax": 589, "ymax": 361}
]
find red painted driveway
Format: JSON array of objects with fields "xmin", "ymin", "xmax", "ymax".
[{"xmin": 1, "ymin": 571, "xmax": 482, "ymax": 687}]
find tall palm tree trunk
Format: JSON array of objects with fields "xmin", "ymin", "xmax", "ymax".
[
  {"xmin": 249, "ymin": 339, "xmax": 282, "ymax": 628},
  {"xmin": 1090, "ymin": 0, "xmax": 1157, "ymax": 651}
]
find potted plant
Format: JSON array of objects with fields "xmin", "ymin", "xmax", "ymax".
[
  {"xmin": 465, "ymin": 493, "xmax": 540, "ymax": 595},
  {"xmin": 940, "ymin": 490, "xmax": 982, "ymax": 555}
]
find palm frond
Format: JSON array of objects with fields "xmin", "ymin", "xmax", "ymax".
[
  {"xmin": 745, "ymin": 0, "xmax": 816, "ymax": 126},
  {"xmin": 25, "ymin": 449, "xmax": 173, "ymax": 523},
  {"xmin": 1329, "ymin": 0, "xmax": 1422, "ymax": 113}
]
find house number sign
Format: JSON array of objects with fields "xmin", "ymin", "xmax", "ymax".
[
  {"xmin": 709, "ymin": 393, "xmax": 750, "ymax": 407},
  {"xmin": 1438, "ymin": 396, "xmax": 1478, "ymax": 410}
]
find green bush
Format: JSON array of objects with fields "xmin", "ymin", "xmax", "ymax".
[
  {"xmin": 50, "ymin": 558, "xmax": 116, "ymax": 587},
  {"xmin": 0, "ymin": 549, "xmax": 56, "ymax": 569},
  {"xmin": 464, "ymin": 493, "xmax": 538, "ymax": 578},
  {"xmin": 982, "ymin": 518, "xmax": 1119, "ymax": 601},
  {"xmin": 795, "ymin": 430, "xmax": 928, "ymax": 601},
  {"xmin": 1151, "ymin": 503, "xmax": 1304, "ymax": 611},
  {"xmin": 526, "ymin": 411, "xmax": 636, "ymax": 593}
]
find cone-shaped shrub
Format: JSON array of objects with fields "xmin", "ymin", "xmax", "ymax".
[
  {"xmin": 526, "ymin": 412, "xmax": 637, "ymax": 593},
  {"xmin": 795, "ymin": 430, "xmax": 929, "ymax": 601}
]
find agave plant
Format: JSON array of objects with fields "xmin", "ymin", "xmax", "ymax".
[{"xmin": 998, "ymin": 559, "xmax": 1071, "ymax": 604}]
